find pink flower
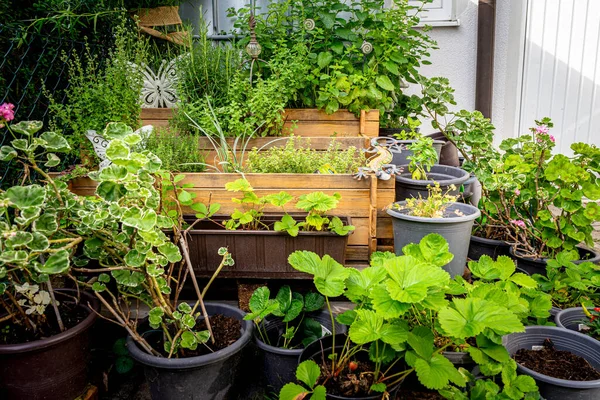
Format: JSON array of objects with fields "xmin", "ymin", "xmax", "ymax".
[
  {"xmin": 0, "ymin": 103, "xmax": 15, "ymax": 127},
  {"xmin": 514, "ymin": 189, "xmax": 520, "ymax": 196},
  {"xmin": 549, "ymin": 134, "xmax": 556, "ymax": 143},
  {"xmin": 511, "ymin": 219, "xmax": 526, "ymax": 229},
  {"xmin": 535, "ymin": 125, "xmax": 549, "ymax": 135}
]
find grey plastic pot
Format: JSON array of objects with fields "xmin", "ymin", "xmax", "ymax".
[
  {"xmin": 550, "ymin": 307, "xmax": 562, "ymax": 317},
  {"xmin": 468, "ymin": 235, "xmax": 512, "ymax": 261},
  {"xmin": 555, "ymin": 308, "xmax": 596, "ymax": 338},
  {"xmin": 299, "ymin": 334, "xmax": 404, "ymax": 399},
  {"xmin": 370, "ymin": 137, "xmax": 444, "ymax": 167},
  {"xmin": 510, "ymin": 246, "xmax": 600, "ymax": 276},
  {"xmin": 387, "ymin": 202, "xmax": 480, "ymax": 277},
  {"xmin": 427, "ymin": 132, "xmax": 460, "ymax": 167},
  {"xmin": 127, "ymin": 303, "xmax": 253, "ymax": 400},
  {"xmin": 256, "ymin": 311, "xmax": 347, "ymax": 393},
  {"xmin": 503, "ymin": 326, "xmax": 600, "ymax": 400},
  {"xmin": 394, "ymin": 164, "xmax": 470, "ymax": 201}
]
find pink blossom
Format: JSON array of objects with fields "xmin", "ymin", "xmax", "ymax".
[
  {"xmin": 514, "ymin": 189, "xmax": 520, "ymax": 196},
  {"xmin": 535, "ymin": 125, "xmax": 549, "ymax": 135},
  {"xmin": 0, "ymin": 103, "xmax": 15, "ymax": 128},
  {"xmin": 549, "ymin": 134, "xmax": 556, "ymax": 143},
  {"xmin": 511, "ymin": 219, "xmax": 526, "ymax": 229}
]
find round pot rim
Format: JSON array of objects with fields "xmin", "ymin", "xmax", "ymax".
[
  {"xmin": 510, "ymin": 246, "xmax": 600, "ymax": 264},
  {"xmin": 470, "ymin": 234, "xmax": 511, "ymax": 246},
  {"xmin": 555, "ymin": 307, "xmax": 587, "ymax": 330},
  {"xmin": 394, "ymin": 164, "xmax": 469, "ymax": 185},
  {"xmin": 126, "ymin": 302, "xmax": 253, "ymax": 369},
  {"xmin": 255, "ymin": 331, "xmax": 303, "ymax": 356},
  {"xmin": 509, "ymin": 326, "xmax": 600, "ymax": 389},
  {"xmin": 0, "ymin": 289, "xmax": 100, "ymax": 354},
  {"xmin": 387, "ymin": 201, "xmax": 481, "ymax": 224}
]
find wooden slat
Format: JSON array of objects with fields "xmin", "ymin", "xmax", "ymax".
[
  {"xmin": 140, "ymin": 108, "xmax": 174, "ymax": 120},
  {"xmin": 197, "ymin": 136, "xmax": 369, "ymax": 151},
  {"xmin": 346, "ymin": 245, "xmax": 370, "ymax": 261},
  {"xmin": 377, "ymin": 217, "xmax": 394, "ymax": 239},
  {"xmin": 141, "ymin": 119, "xmax": 169, "ymax": 127}
]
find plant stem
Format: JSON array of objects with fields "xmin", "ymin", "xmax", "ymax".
[
  {"xmin": 46, "ymin": 280, "xmax": 65, "ymax": 332},
  {"xmin": 179, "ymin": 237, "xmax": 215, "ymax": 344},
  {"xmin": 325, "ymin": 296, "xmax": 336, "ymax": 374}
]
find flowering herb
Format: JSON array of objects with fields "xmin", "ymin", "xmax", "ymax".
[{"xmin": 0, "ymin": 102, "xmax": 15, "ymax": 127}]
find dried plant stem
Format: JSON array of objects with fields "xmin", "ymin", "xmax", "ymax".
[
  {"xmin": 179, "ymin": 237, "xmax": 215, "ymax": 344},
  {"xmin": 46, "ymin": 280, "xmax": 65, "ymax": 332}
]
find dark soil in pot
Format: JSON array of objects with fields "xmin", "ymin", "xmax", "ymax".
[
  {"xmin": 300, "ymin": 334, "xmax": 404, "ymax": 399},
  {"xmin": 468, "ymin": 235, "xmax": 512, "ymax": 261},
  {"xmin": 510, "ymin": 246, "xmax": 600, "ymax": 276},
  {"xmin": 396, "ymin": 389, "xmax": 444, "ymax": 399},
  {"xmin": 514, "ymin": 338, "xmax": 600, "ymax": 381},
  {"xmin": 0, "ymin": 290, "xmax": 100, "ymax": 400}
]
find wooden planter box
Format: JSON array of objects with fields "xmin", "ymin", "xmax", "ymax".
[
  {"xmin": 65, "ymin": 173, "xmax": 395, "ymax": 267},
  {"xmin": 186, "ymin": 216, "xmax": 351, "ymax": 278}
]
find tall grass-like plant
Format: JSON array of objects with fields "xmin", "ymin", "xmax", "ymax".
[{"xmin": 46, "ymin": 17, "xmax": 147, "ymax": 167}]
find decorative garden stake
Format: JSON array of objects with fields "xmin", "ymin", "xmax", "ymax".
[{"xmin": 245, "ymin": 14, "xmax": 266, "ymax": 85}]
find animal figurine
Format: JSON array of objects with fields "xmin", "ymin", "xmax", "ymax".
[{"xmin": 354, "ymin": 144, "xmax": 401, "ymax": 180}]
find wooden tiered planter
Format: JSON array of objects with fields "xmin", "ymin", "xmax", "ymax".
[{"xmin": 64, "ymin": 173, "xmax": 395, "ymax": 267}]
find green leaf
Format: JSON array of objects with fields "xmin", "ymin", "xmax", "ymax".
[
  {"xmin": 27, "ymin": 232, "xmax": 49, "ymax": 251},
  {"xmin": 115, "ymin": 356, "xmax": 134, "ymax": 374},
  {"xmin": 384, "ymin": 256, "xmax": 450, "ymax": 303},
  {"xmin": 283, "ymin": 298, "xmax": 304, "ymax": 323},
  {"xmin": 414, "ymin": 354, "xmax": 465, "ymax": 390},
  {"xmin": 317, "ymin": 52, "xmax": 333, "ymax": 69},
  {"xmin": 407, "ymin": 326, "xmax": 435, "ymax": 359},
  {"xmin": 112, "ymin": 270, "xmax": 145, "ymax": 287},
  {"xmin": 345, "ymin": 266, "xmax": 387, "ymax": 303},
  {"xmin": 349, "ymin": 309, "xmax": 383, "ymax": 344},
  {"xmin": 318, "ymin": 11, "xmax": 335, "ymax": 29},
  {"xmin": 509, "ymin": 273, "xmax": 538, "ymax": 288},
  {"xmin": 249, "ymin": 286, "xmax": 271, "ymax": 314},
  {"xmin": 582, "ymin": 182, "xmax": 600, "ymax": 200},
  {"xmin": 122, "ymin": 208, "xmax": 157, "ymax": 232},
  {"xmin": 6, "ymin": 185, "xmax": 45, "ymax": 208},
  {"xmin": 276, "ymin": 285, "xmax": 292, "ymax": 313},
  {"xmin": 158, "ymin": 242, "xmax": 182, "ymax": 263},
  {"xmin": 105, "ymin": 139, "xmax": 130, "ymax": 160},
  {"xmin": 370, "ymin": 383, "xmax": 387, "ymax": 393},
  {"xmin": 99, "ymin": 164, "xmax": 128, "ymax": 181},
  {"xmin": 288, "ymin": 252, "xmax": 349, "ymax": 297},
  {"xmin": 44, "ymin": 153, "xmax": 61, "ymax": 167},
  {"xmin": 380, "ymin": 320, "xmax": 409, "ymax": 345},
  {"xmin": 39, "ymin": 131, "xmax": 70, "ymax": 152},
  {"xmin": 274, "ymin": 214, "xmax": 300, "ymax": 237},
  {"xmin": 370, "ymin": 287, "xmax": 411, "ymax": 319},
  {"xmin": 5, "ymin": 231, "xmax": 33, "ymax": 247},
  {"xmin": 180, "ymin": 330, "xmax": 198, "ymax": 350},
  {"xmin": 296, "ymin": 360, "xmax": 321, "ymax": 388},
  {"xmin": 103, "ymin": 122, "xmax": 134, "ymax": 140},
  {"xmin": 304, "ymin": 292, "xmax": 325, "ymax": 312},
  {"xmin": 0, "ymin": 146, "xmax": 17, "ymax": 161},
  {"xmin": 438, "ymin": 298, "xmax": 524, "ymax": 339},
  {"xmin": 34, "ymin": 250, "xmax": 70, "ymax": 274},
  {"xmin": 11, "ymin": 120, "xmax": 43, "ymax": 136},
  {"xmin": 125, "ymin": 249, "xmax": 146, "ymax": 267},
  {"xmin": 96, "ymin": 181, "xmax": 126, "ymax": 202},
  {"xmin": 376, "ymin": 75, "xmax": 395, "ymax": 91},
  {"xmin": 279, "ymin": 383, "xmax": 309, "ymax": 400}
]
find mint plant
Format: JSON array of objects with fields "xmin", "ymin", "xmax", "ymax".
[{"xmin": 244, "ymin": 285, "xmax": 326, "ymax": 349}]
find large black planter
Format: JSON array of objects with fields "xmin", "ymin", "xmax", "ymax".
[
  {"xmin": 510, "ymin": 246, "xmax": 600, "ymax": 276},
  {"xmin": 299, "ymin": 334, "xmax": 404, "ymax": 399},
  {"xmin": 468, "ymin": 235, "xmax": 512, "ymax": 261},
  {"xmin": 127, "ymin": 303, "xmax": 253, "ymax": 400},
  {"xmin": 256, "ymin": 311, "xmax": 346, "ymax": 393},
  {"xmin": 394, "ymin": 164, "xmax": 470, "ymax": 201},
  {"xmin": 0, "ymin": 290, "xmax": 100, "ymax": 400},
  {"xmin": 503, "ymin": 326, "xmax": 600, "ymax": 400},
  {"xmin": 387, "ymin": 202, "xmax": 481, "ymax": 278}
]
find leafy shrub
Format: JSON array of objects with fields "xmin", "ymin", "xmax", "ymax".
[
  {"xmin": 143, "ymin": 128, "xmax": 205, "ymax": 172},
  {"xmin": 46, "ymin": 18, "xmax": 147, "ymax": 166},
  {"xmin": 246, "ymin": 136, "xmax": 365, "ymax": 174}
]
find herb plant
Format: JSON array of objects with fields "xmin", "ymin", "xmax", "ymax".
[
  {"xmin": 244, "ymin": 285, "xmax": 326, "ymax": 349},
  {"xmin": 143, "ymin": 128, "xmax": 206, "ymax": 172},
  {"xmin": 392, "ymin": 183, "xmax": 459, "ymax": 218},
  {"xmin": 406, "ymin": 136, "xmax": 438, "ymax": 180},
  {"xmin": 246, "ymin": 136, "xmax": 365, "ymax": 174},
  {"xmin": 46, "ymin": 18, "xmax": 147, "ymax": 166},
  {"xmin": 582, "ymin": 306, "xmax": 600, "ymax": 340}
]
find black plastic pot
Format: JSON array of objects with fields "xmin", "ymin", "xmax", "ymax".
[
  {"xmin": 426, "ymin": 132, "xmax": 460, "ymax": 167},
  {"xmin": 510, "ymin": 246, "xmax": 600, "ymax": 276},
  {"xmin": 503, "ymin": 326, "xmax": 600, "ymax": 400},
  {"xmin": 468, "ymin": 235, "xmax": 512, "ymax": 261},
  {"xmin": 394, "ymin": 164, "xmax": 470, "ymax": 201},
  {"xmin": 299, "ymin": 334, "xmax": 404, "ymax": 399},
  {"xmin": 555, "ymin": 308, "xmax": 595, "ymax": 337},
  {"xmin": 387, "ymin": 202, "xmax": 481, "ymax": 278},
  {"xmin": 0, "ymin": 290, "xmax": 100, "ymax": 400},
  {"xmin": 442, "ymin": 350, "xmax": 475, "ymax": 369},
  {"xmin": 257, "ymin": 311, "xmax": 347, "ymax": 393},
  {"xmin": 127, "ymin": 302, "xmax": 253, "ymax": 400}
]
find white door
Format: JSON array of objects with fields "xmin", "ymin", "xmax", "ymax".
[{"xmin": 518, "ymin": 0, "xmax": 600, "ymax": 154}]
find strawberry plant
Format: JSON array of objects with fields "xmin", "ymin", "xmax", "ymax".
[
  {"xmin": 244, "ymin": 285, "xmax": 326, "ymax": 349},
  {"xmin": 224, "ymin": 178, "xmax": 354, "ymax": 236}
]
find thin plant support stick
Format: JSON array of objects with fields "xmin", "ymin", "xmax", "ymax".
[
  {"xmin": 46, "ymin": 280, "xmax": 65, "ymax": 332},
  {"xmin": 179, "ymin": 236, "xmax": 215, "ymax": 344}
]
